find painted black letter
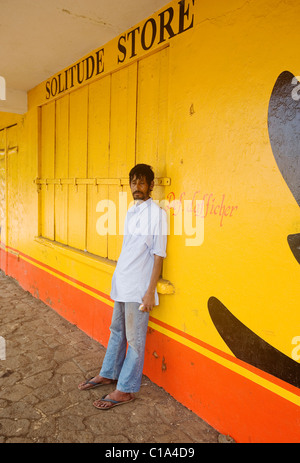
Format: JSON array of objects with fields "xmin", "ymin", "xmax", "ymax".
[
  {"xmin": 96, "ymin": 49, "xmax": 104, "ymax": 75},
  {"xmin": 178, "ymin": 0, "xmax": 195, "ymax": 34},
  {"xmin": 158, "ymin": 7, "xmax": 176, "ymax": 44},
  {"xmin": 76, "ymin": 62, "xmax": 84, "ymax": 84},
  {"xmin": 51, "ymin": 77, "xmax": 58, "ymax": 97},
  {"xmin": 58, "ymin": 73, "xmax": 65, "ymax": 94},
  {"xmin": 86, "ymin": 55, "xmax": 95, "ymax": 80},
  {"xmin": 127, "ymin": 27, "xmax": 140, "ymax": 58},
  {"xmin": 46, "ymin": 81, "xmax": 51, "ymax": 99},
  {"xmin": 141, "ymin": 19, "xmax": 157, "ymax": 50},
  {"xmin": 118, "ymin": 35, "xmax": 127, "ymax": 63}
]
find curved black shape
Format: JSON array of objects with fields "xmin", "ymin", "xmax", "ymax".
[
  {"xmin": 268, "ymin": 71, "xmax": 300, "ymax": 207},
  {"xmin": 288, "ymin": 233, "xmax": 300, "ymax": 264},
  {"xmin": 208, "ymin": 297, "xmax": 300, "ymax": 389}
]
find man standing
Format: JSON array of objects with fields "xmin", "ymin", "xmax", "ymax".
[{"xmin": 78, "ymin": 164, "xmax": 167, "ymax": 410}]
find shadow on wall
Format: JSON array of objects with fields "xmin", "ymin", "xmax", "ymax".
[{"xmin": 208, "ymin": 71, "xmax": 300, "ymax": 389}]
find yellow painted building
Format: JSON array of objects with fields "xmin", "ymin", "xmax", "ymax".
[{"xmin": 0, "ymin": 0, "xmax": 300, "ymax": 442}]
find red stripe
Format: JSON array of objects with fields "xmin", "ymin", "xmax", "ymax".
[
  {"xmin": 6, "ymin": 244, "xmax": 113, "ymax": 302},
  {"xmin": 149, "ymin": 315, "xmax": 300, "ymax": 398},
  {"xmin": 2, "ymin": 246, "xmax": 300, "ymax": 442},
  {"xmin": 4, "ymin": 244, "xmax": 300, "ymax": 399},
  {"xmin": 144, "ymin": 328, "xmax": 300, "ymax": 443}
]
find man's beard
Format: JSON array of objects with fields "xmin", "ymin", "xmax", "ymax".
[{"xmin": 133, "ymin": 190, "xmax": 151, "ymax": 201}]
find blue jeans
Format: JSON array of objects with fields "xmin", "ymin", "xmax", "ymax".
[{"xmin": 100, "ymin": 301, "xmax": 150, "ymax": 393}]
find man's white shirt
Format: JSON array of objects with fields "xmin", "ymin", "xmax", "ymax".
[{"xmin": 110, "ymin": 198, "xmax": 167, "ymax": 305}]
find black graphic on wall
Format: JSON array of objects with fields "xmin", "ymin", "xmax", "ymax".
[
  {"xmin": 208, "ymin": 297, "xmax": 300, "ymax": 388},
  {"xmin": 268, "ymin": 70, "xmax": 300, "ymax": 264},
  {"xmin": 268, "ymin": 71, "xmax": 300, "ymax": 206},
  {"xmin": 288, "ymin": 233, "xmax": 300, "ymax": 264},
  {"xmin": 208, "ymin": 71, "xmax": 300, "ymax": 389}
]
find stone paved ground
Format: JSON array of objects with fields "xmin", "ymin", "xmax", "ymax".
[{"xmin": 0, "ymin": 271, "xmax": 224, "ymax": 444}]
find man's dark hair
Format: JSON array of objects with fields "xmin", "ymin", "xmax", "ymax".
[{"xmin": 129, "ymin": 164, "xmax": 154, "ymax": 186}]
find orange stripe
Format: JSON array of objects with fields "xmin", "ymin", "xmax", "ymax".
[
  {"xmin": 149, "ymin": 315, "xmax": 300, "ymax": 398},
  {"xmin": 3, "ymin": 245, "xmax": 300, "ymax": 399},
  {"xmin": 6, "ymin": 244, "xmax": 113, "ymax": 302},
  {"xmin": 144, "ymin": 327, "xmax": 300, "ymax": 443},
  {"xmin": 2, "ymin": 247, "xmax": 300, "ymax": 442}
]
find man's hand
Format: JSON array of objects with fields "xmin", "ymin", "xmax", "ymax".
[{"xmin": 141, "ymin": 290, "xmax": 156, "ymax": 312}]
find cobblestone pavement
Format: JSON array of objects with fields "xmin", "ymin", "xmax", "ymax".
[{"xmin": 0, "ymin": 271, "xmax": 223, "ymax": 444}]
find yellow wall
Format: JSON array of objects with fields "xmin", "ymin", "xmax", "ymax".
[{"xmin": 1, "ymin": 0, "xmax": 300, "ymax": 442}]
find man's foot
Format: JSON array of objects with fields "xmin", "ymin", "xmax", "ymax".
[
  {"xmin": 78, "ymin": 375, "xmax": 115, "ymax": 391},
  {"xmin": 93, "ymin": 390, "xmax": 135, "ymax": 410}
]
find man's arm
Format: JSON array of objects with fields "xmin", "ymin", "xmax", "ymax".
[{"xmin": 141, "ymin": 255, "xmax": 164, "ymax": 312}]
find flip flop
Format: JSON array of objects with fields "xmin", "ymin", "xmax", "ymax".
[
  {"xmin": 93, "ymin": 394, "xmax": 135, "ymax": 410},
  {"xmin": 78, "ymin": 378, "xmax": 115, "ymax": 391}
]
